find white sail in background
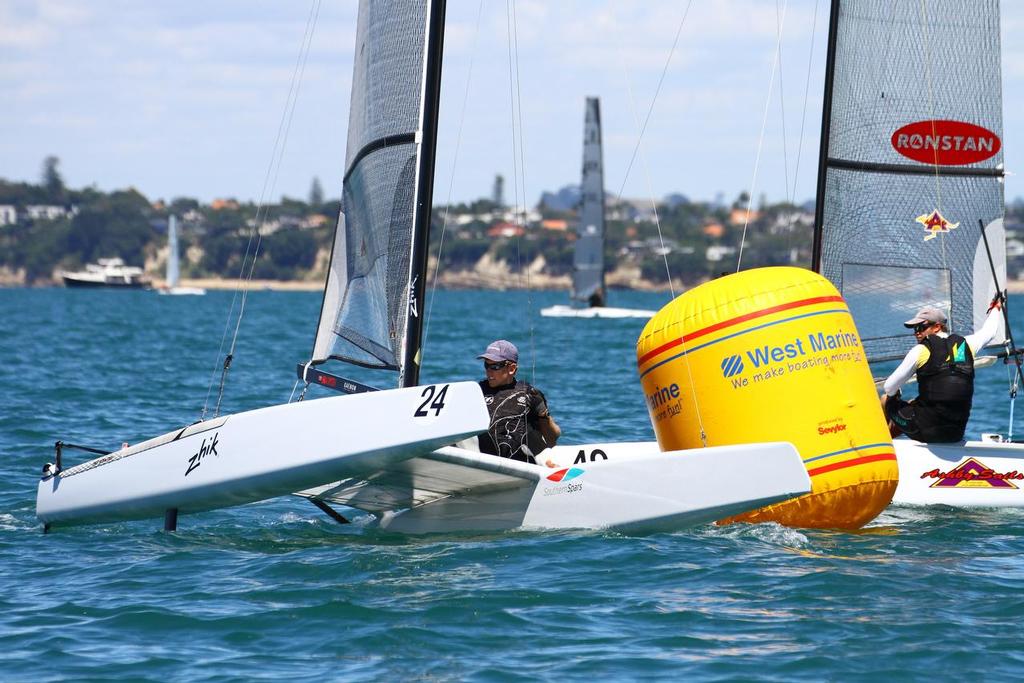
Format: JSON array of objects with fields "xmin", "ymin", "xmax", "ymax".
[
  {"xmin": 812, "ymin": 0, "xmax": 1006, "ymax": 362},
  {"xmin": 159, "ymin": 215, "xmax": 205, "ymax": 296}
]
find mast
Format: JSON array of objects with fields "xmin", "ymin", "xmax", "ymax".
[
  {"xmin": 811, "ymin": 0, "xmax": 840, "ymax": 273},
  {"xmin": 400, "ymin": 0, "xmax": 446, "ymax": 388}
]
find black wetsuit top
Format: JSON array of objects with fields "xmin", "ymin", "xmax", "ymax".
[{"xmin": 477, "ymin": 379, "xmax": 552, "ymax": 463}]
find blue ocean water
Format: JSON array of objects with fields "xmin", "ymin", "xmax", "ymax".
[{"xmin": 4, "ymin": 286, "xmax": 1024, "ymax": 681}]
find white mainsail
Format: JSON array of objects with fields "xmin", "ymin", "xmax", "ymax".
[{"xmin": 812, "ymin": 0, "xmax": 1006, "ymax": 362}]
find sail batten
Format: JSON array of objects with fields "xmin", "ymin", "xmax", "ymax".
[{"xmin": 813, "ymin": 0, "xmax": 1006, "ymax": 363}]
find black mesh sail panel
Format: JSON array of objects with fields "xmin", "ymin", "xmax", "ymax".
[
  {"xmin": 573, "ymin": 97, "xmax": 606, "ymax": 305},
  {"xmin": 816, "ymin": 0, "xmax": 1005, "ymax": 362},
  {"xmin": 312, "ymin": 0, "xmax": 427, "ymax": 371}
]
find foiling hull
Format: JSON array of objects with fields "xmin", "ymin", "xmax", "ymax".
[
  {"xmin": 37, "ymin": 382, "xmax": 489, "ymax": 528},
  {"xmin": 892, "ymin": 436, "xmax": 1024, "ymax": 507},
  {"xmin": 298, "ymin": 440, "xmax": 811, "ymax": 533},
  {"xmin": 539, "ymin": 304, "xmax": 655, "ymax": 319}
]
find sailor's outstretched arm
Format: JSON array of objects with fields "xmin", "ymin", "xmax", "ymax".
[{"xmin": 965, "ymin": 299, "xmax": 1004, "ymax": 354}]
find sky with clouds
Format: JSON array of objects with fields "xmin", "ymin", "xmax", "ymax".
[{"xmin": 4, "ymin": 1, "xmax": 1023, "ymax": 208}]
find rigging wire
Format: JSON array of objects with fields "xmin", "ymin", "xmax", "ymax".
[
  {"xmin": 618, "ymin": 3, "xmax": 711, "ymax": 446},
  {"xmin": 424, "ymin": 0, "xmax": 484, "ymax": 352},
  {"xmin": 509, "ymin": 0, "xmax": 536, "ymax": 383},
  {"xmin": 736, "ymin": 0, "xmax": 788, "ymax": 273},
  {"xmin": 917, "ymin": 0, "xmax": 952, "ymax": 304},
  {"xmin": 615, "ymin": 1, "xmax": 693, "ymax": 299},
  {"xmin": 502, "ymin": 0, "xmax": 536, "ymax": 382},
  {"xmin": 786, "ymin": 0, "xmax": 820, "ymax": 238},
  {"xmin": 775, "ymin": 0, "xmax": 791, "ymax": 206},
  {"xmin": 201, "ymin": 0, "xmax": 322, "ymax": 419}
]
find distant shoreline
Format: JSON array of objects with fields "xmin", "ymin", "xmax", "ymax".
[
  {"xmin": 174, "ymin": 275, "xmax": 1024, "ymax": 294},
  {"xmin": 8, "ymin": 274, "xmax": 1024, "ymax": 294}
]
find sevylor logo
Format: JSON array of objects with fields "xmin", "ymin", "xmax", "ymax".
[{"xmin": 891, "ymin": 120, "xmax": 1000, "ymax": 165}]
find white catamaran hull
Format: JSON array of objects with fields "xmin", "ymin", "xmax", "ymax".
[
  {"xmin": 539, "ymin": 304, "xmax": 655, "ymax": 319},
  {"xmin": 892, "ymin": 436, "xmax": 1024, "ymax": 507},
  {"xmin": 37, "ymin": 382, "xmax": 489, "ymax": 528},
  {"xmin": 158, "ymin": 286, "xmax": 206, "ymax": 296},
  {"xmin": 298, "ymin": 440, "xmax": 811, "ymax": 533}
]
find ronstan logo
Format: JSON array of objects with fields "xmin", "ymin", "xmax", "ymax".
[{"xmin": 891, "ymin": 120, "xmax": 1000, "ymax": 165}]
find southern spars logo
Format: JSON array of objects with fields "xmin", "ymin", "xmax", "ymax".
[
  {"xmin": 547, "ymin": 467, "xmax": 584, "ymax": 482},
  {"xmin": 891, "ymin": 120, "xmax": 1001, "ymax": 165},
  {"xmin": 721, "ymin": 354, "xmax": 744, "ymax": 377},
  {"xmin": 924, "ymin": 457, "xmax": 1022, "ymax": 489},
  {"xmin": 544, "ymin": 467, "xmax": 585, "ymax": 496}
]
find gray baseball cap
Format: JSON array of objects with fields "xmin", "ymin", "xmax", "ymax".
[
  {"xmin": 477, "ymin": 339, "xmax": 518, "ymax": 363},
  {"xmin": 904, "ymin": 306, "xmax": 948, "ymax": 328}
]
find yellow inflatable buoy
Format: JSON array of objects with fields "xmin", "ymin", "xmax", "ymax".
[{"xmin": 636, "ymin": 267, "xmax": 897, "ymax": 529}]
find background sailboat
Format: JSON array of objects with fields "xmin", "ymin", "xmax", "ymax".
[
  {"xmin": 158, "ymin": 215, "xmax": 206, "ymax": 296},
  {"xmin": 811, "ymin": 0, "xmax": 1024, "ymax": 507},
  {"xmin": 541, "ymin": 98, "xmax": 654, "ymax": 319}
]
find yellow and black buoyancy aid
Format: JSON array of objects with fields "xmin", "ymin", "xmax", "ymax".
[{"xmin": 916, "ymin": 333, "xmax": 975, "ymax": 406}]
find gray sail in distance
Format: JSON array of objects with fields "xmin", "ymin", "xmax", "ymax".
[
  {"xmin": 311, "ymin": 0, "xmax": 443, "ymax": 386},
  {"xmin": 573, "ymin": 97, "xmax": 606, "ymax": 307},
  {"xmin": 813, "ymin": 0, "xmax": 1006, "ymax": 362}
]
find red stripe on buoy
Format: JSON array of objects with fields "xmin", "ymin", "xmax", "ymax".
[
  {"xmin": 807, "ymin": 452, "xmax": 896, "ymax": 478},
  {"xmin": 638, "ymin": 295, "xmax": 845, "ymax": 367}
]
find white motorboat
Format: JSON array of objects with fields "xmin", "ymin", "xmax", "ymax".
[{"xmin": 61, "ymin": 257, "xmax": 149, "ymax": 289}]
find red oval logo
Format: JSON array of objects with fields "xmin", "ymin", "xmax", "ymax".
[{"xmin": 891, "ymin": 120, "xmax": 1001, "ymax": 165}]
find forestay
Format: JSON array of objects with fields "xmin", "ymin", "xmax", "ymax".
[
  {"xmin": 312, "ymin": 0, "xmax": 439, "ymax": 385},
  {"xmin": 812, "ymin": 0, "xmax": 1006, "ymax": 362},
  {"xmin": 573, "ymin": 97, "xmax": 606, "ymax": 306}
]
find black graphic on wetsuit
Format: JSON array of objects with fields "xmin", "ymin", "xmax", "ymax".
[{"xmin": 478, "ymin": 380, "xmax": 551, "ymax": 463}]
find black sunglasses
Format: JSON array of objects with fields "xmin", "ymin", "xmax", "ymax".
[
  {"xmin": 484, "ymin": 360, "xmax": 509, "ymax": 371},
  {"xmin": 913, "ymin": 322, "xmax": 933, "ymax": 333}
]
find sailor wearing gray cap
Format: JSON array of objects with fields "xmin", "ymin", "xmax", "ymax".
[
  {"xmin": 881, "ymin": 298, "xmax": 1004, "ymax": 442},
  {"xmin": 475, "ymin": 340, "xmax": 561, "ymax": 464}
]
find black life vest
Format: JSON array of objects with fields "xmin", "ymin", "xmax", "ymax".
[
  {"xmin": 916, "ymin": 333, "xmax": 974, "ymax": 407},
  {"xmin": 477, "ymin": 380, "xmax": 550, "ymax": 463}
]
